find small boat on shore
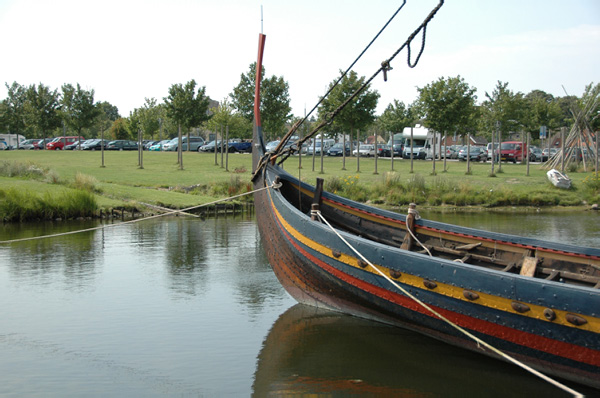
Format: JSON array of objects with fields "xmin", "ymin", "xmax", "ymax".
[
  {"xmin": 251, "ymin": 4, "xmax": 599, "ymax": 392},
  {"xmin": 547, "ymin": 169, "xmax": 572, "ymax": 189}
]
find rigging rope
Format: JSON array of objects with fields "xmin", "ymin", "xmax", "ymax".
[
  {"xmin": 310, "ymin": 208, "xmax": 583, "ymax": 398},
  {"xmin": 265, "ymin": 0, "xmax": 444, "ymax": 169},
  {"xmin": 0, "ymin": 184, "xmax": 277, "ymax": 245}
]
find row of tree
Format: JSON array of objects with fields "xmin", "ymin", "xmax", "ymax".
[
  {"xmin": 319, "ymin": 73, "xmax": 599, "ymax": 145},
  {"xmin": 2, "ymin": 66, "xmax": 598, "ymax": 145}
]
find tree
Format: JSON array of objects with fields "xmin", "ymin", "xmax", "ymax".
[
  {"xmin": 110, "ymin": 118, "xmax": 130, "ymax": 140},
  {"xmin": 3, "ymin": 82, "xmax": 27, "ymax": 138},
  {"xmin": 229, "ymin": 63, "xmax": 292, "ymax": 139},
  {"xmin": 92, "ymin": 101, "xmax": 120, "ymax": 138},
  {"xmin": 24, "ymin": 83, "xmax": 62, "ymax": 139},
  {"xmin": 262, "ymin": 75, "xmax": 292, "ymax": 138},
  {"xmin": 206, "ymin": 98, "xmax": 252, "ymax": 139},
  {"xmin": 61, "ymin": 83, "xmax": 100, "ymax": 138},
  {"xmin": 230, "ymin": 62, "xmax": 262, "ymax": 122},
  {"xmin": 523, "ymin": 90, "xmax": 562, "ymax": 138},
  {"xmin": 377, "ymin": 100, "xmax": 416, "ymax": 134},
  {"xmin": 317, "ymin": 70, "xmax": 380, "ymax": 141},
  {"xmin": 164, "ymin": 80, "xmax": 211, "ymax": 134},
  {"xmin": 479, "ymin": 81, "xmax": 525, "ymax": 140},
  {"xmin": 134, "ymin": 97, "xmax": 161, "ymax": 140},
  {"xmin": 416, "ymin": 76, "xmax": 477, "ymax": 137}
]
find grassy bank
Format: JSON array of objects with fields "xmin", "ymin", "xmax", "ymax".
[{"xmin": 0, "ymin": 150, "xmax": 599, "ymax": 221}]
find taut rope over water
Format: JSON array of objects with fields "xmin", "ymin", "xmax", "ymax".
[
  {"xmin": 0, "ymin": 183, "xmax": 279, "ymax": 245},
  {"xmin": 310, "ymin": 208, "xmax": 584, "ymax": 398}
]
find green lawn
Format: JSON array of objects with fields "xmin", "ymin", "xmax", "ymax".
[{"xmin": 1, "ymin": 150, "xmax": 598, "ymax": 212}]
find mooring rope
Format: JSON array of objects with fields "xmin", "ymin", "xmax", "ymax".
[
  {"xmin": 311, "ymin": 209, "xmax": 583, "ymax": 398},
  {"xmin": 0, "ymin": 184, "xmax": 276, "ymax": 245},
  {"xmin": 406, "ymin": 207, "xmax": 432, "ymax": 257}
]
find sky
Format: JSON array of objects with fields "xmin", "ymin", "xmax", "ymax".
[{"xmin": 0, "ymin": 0, "xmax": 599, "ymax": 119}]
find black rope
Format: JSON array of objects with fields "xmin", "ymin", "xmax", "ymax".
[
  {"xmin": 255, "ymin": 0, "xmax": 445, "ymax": 172},
  {"xmin": 275, "ymin": 1, "xmax": 408, "ymax": 149}
]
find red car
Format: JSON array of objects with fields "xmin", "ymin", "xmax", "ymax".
[{"xmin": 46, "ymin": 136, "xmax": 84, "ymax": 150}]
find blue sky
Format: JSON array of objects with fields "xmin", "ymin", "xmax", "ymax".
[{"xmin": 0, "ymin": 0, "xmax": 598, "ymax": 118}]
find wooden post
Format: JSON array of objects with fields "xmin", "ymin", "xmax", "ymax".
[
  {"xmin": 390, "ymin": 132, "xmax": 394, "ymax": 171},
  {"xmin": 592, "ymin": 131, "xmax": 600, "ymax": 178},
  {"xmin": 342, "ymin": 131, "xmax": 347, "ymax": 170},
  {"xmin": 101, "ymin": 127, "xmax": 105, "ymax": 168},
  {"xmin": 356, "ymin": 129, "xmax": 360, "ymax": 173},
  {"xmin": 138, "ymin": 129, "xmax": 144, "ymax": 169},
  {"xmin": 466, "ymin": 134, "xmax": 471, "ymax": 174},
  {"xmin": 178, "ymin": 124, "xmax": 183, "ymax": 170},
  {"xmin": 319, "ymin": 133, "xmax": 324, "ymax": 174},
  {"xmin": 431, "ymin": 131, "xmax": 437, "ymax": 175},
  {"xmin": 410, "ymin": 127, "xmax": 414, "ymax": 173},
  {"xmin": 561, "ymin": 127, "xmax": 565, "ymax": 173},
  {"xmin": 401, "ymin": 203, "xmax": 417, "ymax": 251},
  {"xmin": 225, "ymin": 125, "xmax": 229, "ymax": 172},
  {"xmin": 374, "ymin": 134, "xmax": 379, "ymax": 175},
  {"xmin": 443, "ymin": 131, "xmax": 447, "ymax": 172},
  {"xmin": 526, "ymin": 132, "xmax": 530, "ymax": 176},
  {"xmin": 220, "ymin": 125, "xmax": 224, "ymax": 168},
  {"xmin": 214, "ymin": 127, "xmax": 218, "ymax": 165}
]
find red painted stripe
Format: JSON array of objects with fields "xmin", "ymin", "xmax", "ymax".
[{"xmin": 271, "ymin": 201, "xmax": 600, "ymax": 367}]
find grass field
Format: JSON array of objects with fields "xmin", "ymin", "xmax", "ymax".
[{"xmin": 1, "ymin": 150, "xmax": 599, "ymax": 218}]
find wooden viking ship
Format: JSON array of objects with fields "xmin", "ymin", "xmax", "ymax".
[{"xmin": 250, "ymin": 5, "xmax": 599, "ymax": 391}]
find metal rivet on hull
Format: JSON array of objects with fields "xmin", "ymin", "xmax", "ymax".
[
  {"xmin": 423, "ymin": 280, "xmax": 437, "ymax": 289},
  {"xmin": 463, "ymin": 290, "xmax": 479, "ymax": 301},
  {"xmin": 511, "ymin": 302, "xmax": 531, "ymax": 313},
  {"xmin": 357, "ymin": 259, "xmax": 368, "ymax": 268},
  {"xmin": 390, "ymin": 270, "xmax": 402, "ymax": 279},
  {"xmin": 332, "ymin": 250, "xmax": 341, "ymax": 258},
  {"xmin": 543, "ymin": 308, "xmax": 556, "ymax": 321},
  {"xmin": 566, "ymin": 313, "xmax": 588, "ymax": 326}
]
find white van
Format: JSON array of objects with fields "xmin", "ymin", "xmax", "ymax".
[
  {"xmin": 401, "ymin": 125, "xmax": 441, "ymax": 159},
  {"xmin": 0, "ymin": 133, "xmax": 26, "ymax": 149}
]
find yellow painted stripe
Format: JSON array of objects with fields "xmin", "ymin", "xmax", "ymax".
[{"xmin": 270, "ymin": 192, "xmax": 600, "ymax": 333}]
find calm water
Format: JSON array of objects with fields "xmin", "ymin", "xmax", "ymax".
[{"xmin": 0, "ymin": 212, "xmax": 598, "ymax": 397}]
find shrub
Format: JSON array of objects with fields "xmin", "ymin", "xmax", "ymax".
[{"xmin": 72, "ymin": 172, "xmax": 100, "ymax": 193}]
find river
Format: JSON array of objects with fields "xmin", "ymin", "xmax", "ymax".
[{"xmin": 0, "ymin": 211, "xmax": 598, "ymax": 397}]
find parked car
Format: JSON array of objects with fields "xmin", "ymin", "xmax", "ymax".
[
  {"xmin": 163, "ymin": 136, "xmax": 205, "ymax": 152},
  {"xmin": 106, "ymin": 140, "xmax": 138, "ymax": 151},
  {"xmin": 541, "ymin": 147, "xmax": 558, "ymax": 162},
  {"xmin": 65, "ymin": 139, "xmax": 95, "ymax": 150},
  {"xmin": 500, "ymin": 141, "xmax": 527, "ymax": 163},
  {"xmin": 443, "ymin": 146, "xmax": 457, "ymax": 159},
  {"xmin": 352, "ymin": 144, "xmax": 375, "ymax": 157},
  {"xmin": 46, "ymin": 136, "xmax": 84, "ymax": 150},
  {"xmin": 17, "ymin": 139, "xmax": 40, "ymax": 150},
  {"xmin": 458, "ymin": 146, "xmax": 488, "ymax": 162},
  {"xmin": 200, "ymin": 140, "xmax": 224, "ymax": 152},
  {"xmin": 304, "ymin": 139, "xmax": 335, "ymax": 155},
  {"xmin": 81, "ymin": 139, "xmax": 109, "ymax": 150},
  {"xmin": 529, "ymin": 147, "xmax": 543, "ymax": 162},
  {"xmin": 33, "ymin": 138, "xmax": 53, "ymax": 149},
  {"xmin": 149, "ymin": 140, "xmax": 170, "ymax": 151},
  {"xmin": 327, "ymin": 143, "xmax": 350, "ymax": 156},
  {"xmin": 376, "ymin": 144, "xmax": 391, "ymax": 157}
]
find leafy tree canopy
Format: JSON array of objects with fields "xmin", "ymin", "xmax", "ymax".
[
  {"xmin": 61, "ymin": 83, "xmax": 100, "ymax": 136},
  {"xmin": 229, "ymin": 63, "xmax": 292, "ymax": 139},
  {"xmin": 376, "ymin": 100, "xmax": 416, "ymax": 134},
  {"xmin": 317, "ymin": 70, "xmax": 380, "ymax": 139},
  {"xmin": 206, "ymin": 98, "xmax": 252, "ymax": 139},
  {"xmin": 416, "ymin": 75, "xmax": 477, "ymax": 135},
  {"xmin": 164, "ymin": 79, "xmax": 211, "ymax": 131}
]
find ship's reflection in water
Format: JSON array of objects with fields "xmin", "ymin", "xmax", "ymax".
[{"xmin": 253, "ymin": 304, "xmax": 595, "ymax": 398}]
